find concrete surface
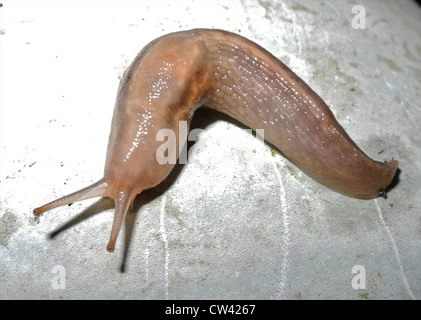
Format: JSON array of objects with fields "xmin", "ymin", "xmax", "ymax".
[{"xmin": 0, "ymin": 0, "xmax": 420, "ymax": 300}]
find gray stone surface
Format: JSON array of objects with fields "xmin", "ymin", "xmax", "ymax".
[{"xmin": 0, "ymin": 0, "xmax": 420, "ymax": 299}]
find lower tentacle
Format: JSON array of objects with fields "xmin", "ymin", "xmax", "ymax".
[{"xmin": 106, "ymin": 190, "xmax": 136, "ymax": 252}]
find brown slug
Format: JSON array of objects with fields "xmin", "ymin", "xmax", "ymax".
[{"xmin": 33, "ymin": 29, "xmax": 398, "ymax": 252}]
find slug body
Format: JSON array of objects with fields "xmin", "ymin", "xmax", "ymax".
[{"xmin": 33, "ymin": 29, "xmax": 398, "ymax": 252}]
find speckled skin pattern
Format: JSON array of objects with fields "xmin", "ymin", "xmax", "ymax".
[{"xmin": 33, "ymin": 29, "xmax": 398, "ymax": 252}]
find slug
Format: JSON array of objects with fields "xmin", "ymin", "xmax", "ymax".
[{"xmin": 33, "ymin": 29, "xmax": 398, "ymax": 252}]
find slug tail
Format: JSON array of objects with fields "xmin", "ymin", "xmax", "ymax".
[
  {"xmin": 106, "ymin": 189, "xmax": 136, "ymax": 253},
  {"xmin": 377, "ymin": 159, "xmax": 399, "ymax": 198},
  {"xmin": 33, "ymin": 178, "xmax": 108, "ymax": 216}
]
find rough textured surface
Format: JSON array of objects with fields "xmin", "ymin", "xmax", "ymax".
[{"xmin": 0, "ymin": 0, "xmax": 420, "ymax": 299}]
